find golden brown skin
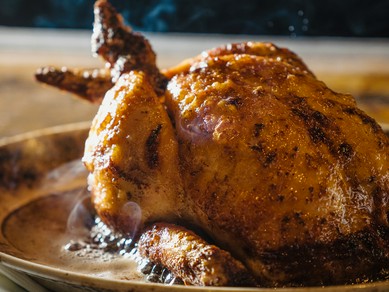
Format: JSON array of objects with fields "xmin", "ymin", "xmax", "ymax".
[
  {"xmin": 164, "ymin": 51, "xmax": 389, "ymax": 286},
  {"xmin": 37, "ymin": 0, "xmax": 389, "ymax": 287},
  {"xmin": 138, "ymin": 223, "xmax": 256, "ymax": 286},
  {"xmin": 84, "ymin": 43, "xmax": 389, "ymax": 286},
  {"xmin": 83, "ymin": 71, "xmax": 185, "ymax": 235},
  {"xmin": 92, "ymin": 0, "xmax": 167, "ymax": 95},
  {"xmin": 35, "ymin": 0, "xmax": 166, "ymax": 101},
  {"xmin": 35, "ymin": 66, "xmax": 112, "ymax": 103},
  {"xmin": 164, "ymin": 41, "xmax": 314, "ymax": 79}
]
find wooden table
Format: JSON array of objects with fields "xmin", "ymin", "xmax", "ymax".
[{"xmin": 1, "ymin": 27, "xmax": 389, "ymax": 139}]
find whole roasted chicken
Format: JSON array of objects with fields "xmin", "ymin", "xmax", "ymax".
[{"xmin": 36, "ymin": 0, "xmax": 389, "ymax": 287}]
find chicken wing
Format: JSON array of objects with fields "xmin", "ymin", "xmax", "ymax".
[
  {"xmin": 35, "ymin": 0, "xmax": 167, "ymax": 102},
  {"xmin": 35, "ymin": 66, "xmax": 112, "ymax": 103}
]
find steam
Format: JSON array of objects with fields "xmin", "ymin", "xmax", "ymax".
[
  {"xmin": 43, "ymin": 159, "xmax": 88, "ymax": 191},
  {"xmin": 66, "ymin": 193, "xmax": 94, "ymax": 238},
  {"xmin": 119, "ymin": 201, "xmax": 142, "ymax": 239},
  {"xmin": 43, "ymin": 159, "xmax": 142, "ymax": 254},
  {"xmin": 41, "ymin": 161, "xmax": 177, "ymax": 284},
  {"xmin": 142, "ymin": 0, "xmax": 176, "ymax": 32},
  {"xmin": 42, "ymin": 159, "xmax": 93, "ymax": 239}
]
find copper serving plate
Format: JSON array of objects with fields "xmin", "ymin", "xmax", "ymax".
[{"xmin": 0, "ymin": 122, "xmax": 389, "ymax": 292}]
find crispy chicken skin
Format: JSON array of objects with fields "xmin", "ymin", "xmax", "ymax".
[
  {"xmin": 164, "ymin": 41, "xmax": 314, "ymax": 79},
  {"xmin": 35, "ymin": 66, "xmax": 113, "ymax": 103},
  {"xmin": 36, "ymin": 0, "xmax": 389, "ymax": 287},
  {"xmin": 83, "ymin": 71, "xmax": 185, "ymax": 235},
  {"xmin": 35, "ymin": 0, "xmax": 167, "ymax": 102},
  {"xmin": 163, "ymin": 51, "xmax": 389, "ymax": 285},
  {"xmin": 84, "ymin": 45, "xmax": 389, "ymax": 286},
  {"xmin": 138, "ymin": 223, "xmax": 256, "ymax": 286},
  {"xmin": 92, "ymin": 0, "xmax": 167, "ymax": 95}
]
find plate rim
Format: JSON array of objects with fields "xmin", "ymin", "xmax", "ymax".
[
  {"xmin": 0, "ymin": 121, "xmax": 92, "ymax": 147},
  {"xmin": 2, "ymin": 250, "xmax": 389, "ymax": 292}
]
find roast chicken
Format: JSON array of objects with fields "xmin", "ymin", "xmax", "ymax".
[{"xmin": 36, "ymin": 0, "xmax": 389, "ymax": 287}]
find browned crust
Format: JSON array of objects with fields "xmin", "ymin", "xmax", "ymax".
[
  {"xmin": 137, "ymin": 223, "xmax": 257, "ymax": 287},
  {"xmin": 92, "ymin": 0, "xmax": 167, "ymax": 95},
  {"xmin": 35, "ymin": 66, "xmax": 112, "ymax": 103},
  {"xmin": 255, "ymin": 226, "xmax": 389, "ymax": 287},
  {"xmin": 35, "ymin": 0, "xmax": 167, "ymax": 102}
]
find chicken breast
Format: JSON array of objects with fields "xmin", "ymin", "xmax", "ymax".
[{"xmin": 163, "ymin": 47, "xmax": 389, "ymax": 286}]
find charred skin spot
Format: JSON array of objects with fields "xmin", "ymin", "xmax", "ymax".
[
  {"xmin": 282, "ymin": 215, "xmax": 291, "ymax": 224},
  {"xmin": 264, "ymin": 151, "xmax": 277, "ymax": 168},
  {"xmin": 146, "ymin": 124, "xmax": 162, "ymax": 169},
  {"xmin": 250, "ymin": 144, "xmax": 263, "ymax": 153},
  {"xmin": 249, "ymin": 143, "xmax": 277, "ymax": 167},
  {"xmin": 312, "ymin": 110, "xmax": 329, "ymax": 125},
  {"xmin": 291, "ymin": 107, "xmax": 309, "ymax": 122},
  {"xmin": 288, "ymin": 96, "xmax": 363, "ymax": 163},
  {"xmin": 294, "ymin": 212, "xmax": 305, "ymax": 226},
  {"xmin": 292, "ymin": 106, "xmax": 329, "ymax": 126},
  {"xmin": 343, "ymin": 107, "xmax": 381, "ymax": 133},
  {"xmin": 319, "ymin": 217, "xmax": 327, "ymax": 225},
  {"xmin": 225, "ymin": 96, "xmax": 243, "ymax": 107},
  {"xmin": 289, "ymin": 96, "xmax": 333, "ymax": 147},
  {"xmin": 308, "ymin": 126, "xmax": 327, "ymax": 144},
  {"xmin": 280, "ymin": 212, "xmax": 306, "ymax": 233},
  {"xmin": 253, "ymin": 123, "xmax": 265, "ymax": 137},
  {"xmin": 108, "ymin": 162, "xmax": 147, "ymax": 188},
  {"xmin": 338, "ymin": 142, "xmax": 353, "ymax": 160}
]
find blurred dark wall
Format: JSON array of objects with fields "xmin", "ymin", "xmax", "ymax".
[{"xmin": 1, "ymin": 0, "xmax": 389, "ymax": 37}]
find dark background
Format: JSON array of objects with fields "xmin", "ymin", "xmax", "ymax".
[{"xmin": 1, "ymin": 0, "xmax": 389, "ymax": 38}]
